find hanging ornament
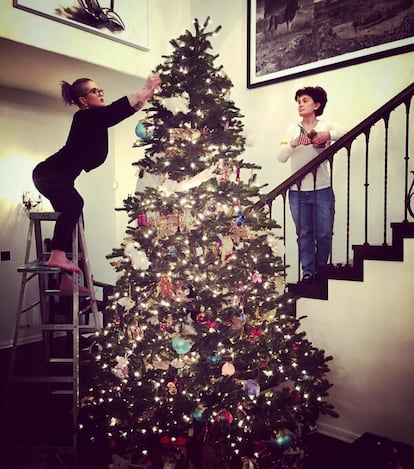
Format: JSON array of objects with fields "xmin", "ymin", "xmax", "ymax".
[
  {"xmin": 112, "ymin": 356, "xmax": 129, "ymax": 380},
  {"xmin": 218, "ymin": 235, "xmax": 234, "ymax": 264},
  {"xmin": 243, "ymin": 379, "xmax": 260, "ymax": 398},
  {"xmin": 170, "ymin": 127, "xmax": 201, "ymax": 141},
  {"xmin": 172, "ymin": 336, "xmax": 192, "ymax": 354},
  {"xmin": 216, "ymin": 409, "xmax": 233, "ymax": 424},
  {"xmin": 137, "ymin": 211, "xmax": 148, "ymax": 226},
  {"xmin": 158, "ymin": 274, "xmax": 174, "ymax": 298},
  {"xmin": 221, "ymin": 361, "xmax": 235, "ymax": 376},
  {"xmin": 127, "ymin": 318, "xmax": 140, "ymax": 340},
  {"xmin": 167, "ymin": 381, "xmax": 178, "ymax": 395},
  {"xmin": 117, "ymin": 296, "xmax": 136, "ymax": 311},
  {"xmin": 252, "ymin": 271, "xmax": 263, "ymax": 283},
  {"xmin": 135, "ymin": 119, "xmax": 154, "ymax": 141},
  {"xmin": 192, "ymin": 406, "xmax": 206, "ymax": 422},
  {"xmin": 179, "ymin": 208, "xmax": 197, "ymax": 232},
  {"xmin": 151, "ymin": 213, "xmax": 180, "ymax": 239},
  {"xmin": 162, "ymin": 92, "xmax": 191, "ymax": 115},
  {"xmin": 207, "ymin": 353, "xmax": 220, "ymax": 363},
  {"xmin": 171, "ymin": 358, "xmax": 185, "ymax": 369},
  {"xmin": 124, "ymin": 241, "xmax": 150, "ymax": 270},
  {"xmin": 235, "ymin": 209, "xmax": 245, "ymax": 226},
  {"xmin": 271, "ymin": 429, "xmax": 294, "ymax": 449},
  {"xmin": 235, "ymin": 165, "xmax": 241, "ymax": 182},
  {"xmin": 229, "ymin": 223, "xmax": 249, "ymax": 244}
]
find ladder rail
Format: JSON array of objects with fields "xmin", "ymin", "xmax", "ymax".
[{"xmin": 5, "ymin": 212, "xmax": 102, "ymax": 469}]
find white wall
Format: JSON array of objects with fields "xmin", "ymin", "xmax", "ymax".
[{"xmin": 298, "ymin": 239, "xmax": 414, "ymax": 447}]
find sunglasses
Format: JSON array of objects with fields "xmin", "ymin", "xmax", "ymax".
[{"xmin": 83, "ymin": 88, "xmax": 104, "ymax": 97}]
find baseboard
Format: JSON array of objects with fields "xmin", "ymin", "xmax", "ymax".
[
  {"xmin": 0, "ymin": 332, "xmax": 68, "ymax": 349},
  {"xmin": 317, "ymin": 421, "xmax": 360, "ymax": 444}
]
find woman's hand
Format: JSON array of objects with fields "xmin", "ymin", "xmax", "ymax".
[
  {"xmin": 129, "ymin": 74, "xmax": 161, "ymax": 110},
  {"xmin": 145, "ymin": 74, "xmax": 161, "ymax": 92},
  {"xmin": 311, "ymin": 131, "xmax": 331, "ymax": 146}
]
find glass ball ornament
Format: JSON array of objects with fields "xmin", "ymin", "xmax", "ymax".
[
  {"xmin": 135, "ymin": 120, "xmax": 154, "ymax": 141},
  {"xmin": 271, "ymin": 429, "xmax": 294, "ymax": 449},
  {"xmin": 172, "ymin": 336, "xmax": 191, "ymax": 354},
  {"xmin": 216, "ymin": 409, "xmax": 233, "ymax": 424},
  {"xmin": 243, "ymin": 379, "xmax": 260, "ymax": 398}
]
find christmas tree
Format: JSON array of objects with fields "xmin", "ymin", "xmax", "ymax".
[{"xmin": 79, "ymin": 18, "xmax": 337, "ymax": 469}]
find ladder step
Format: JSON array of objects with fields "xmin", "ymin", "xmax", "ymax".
[
  {"xmin": 18, "ymin": 324, "xmax": 97, "ymax": 332},
  {"xmin": 11, "ymin": 376, "xmax": 74, "ymax": 383},
  {"xmin": 49, "ymin": 358, "xmax": 73, "ymax": 364},
  {"xmin": 51, "ymin": 390, "xmax": 74, "ymax": 395},
  {"xmin": 17, "ymin": 260, "xmax": 61, "ymax": 273},
  {"xmin": 45, "ymin": 289, "xmax": 90, "ymax": 297},
  {"xmin": 29, "ymin": 211, "xmax": 60, "ymax": 221}
]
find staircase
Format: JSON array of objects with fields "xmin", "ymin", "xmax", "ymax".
[{"xmin": 252, "ymin": 82, "xmax": 414, "ymax": 300}]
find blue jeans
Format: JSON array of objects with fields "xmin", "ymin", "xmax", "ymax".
[{"xmin": 289, "ymin": 187, "xmax": 335, "ymax": 276}]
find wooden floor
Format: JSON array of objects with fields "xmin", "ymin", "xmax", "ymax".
[{"xmin": 1, "ymin": 339, "xmax": 413, "ymax": 469}]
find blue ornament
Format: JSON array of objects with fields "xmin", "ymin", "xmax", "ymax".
[
  {"xmin": 272, "ymin": 431, "xmax": 294, "ymax": 449},
  {"xmin": 235, "ymin": 209, "xmax": 245, "ymax": 226},
  {"xmin": 243, "ymin": 379, "xmax": 260, "ymax": 398},
  {"xmin": 135, "ymin": 120, "xmax": 154, "ymax": 141},
  {"xmin": 172, "ymin": 336, "xmax": 191, "ymax": 354},
  {"xmin": 207, "ymin": 354, "xmax": 220, "ymax": 363},
  {"xmin": 192, "ymin": 408, "xmax": 205, "ymax": 421}
]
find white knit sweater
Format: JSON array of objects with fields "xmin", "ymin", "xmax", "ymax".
[{"xmin": 276, "ymin": 120, "xmax": 347, "ymax": 191}]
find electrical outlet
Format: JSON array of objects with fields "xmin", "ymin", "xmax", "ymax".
[{"xmin": 1, "ymin": 251, "xmax": 11, "ymax": 261}]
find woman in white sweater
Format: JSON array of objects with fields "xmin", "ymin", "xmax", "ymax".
[{"xmin": 276, "ymin": 86, "xmax": 347, "ymax": 282}]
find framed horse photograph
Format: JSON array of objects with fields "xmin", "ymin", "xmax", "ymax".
[
  {"xmin": 247, "ymin": 0, "xmax": 414, "ymax": 88},
  {"xmin": 13, "ymin": 0, "xmax": 150, "ymax": 50}
]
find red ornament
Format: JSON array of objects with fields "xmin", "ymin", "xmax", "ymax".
[{"xmin": 137, "ymin": 211, "xmax": 148, "ymax": 226}]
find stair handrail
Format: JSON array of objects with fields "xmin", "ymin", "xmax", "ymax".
[{"xmin": 252, "ymin": 81, "xmax": 414, "ymax": 211}]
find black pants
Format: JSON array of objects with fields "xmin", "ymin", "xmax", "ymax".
[{"xmin": 33, "ymin": 161, "xmax": 84, "ymax": 253}]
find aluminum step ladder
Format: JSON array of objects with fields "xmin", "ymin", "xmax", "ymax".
[{"xmin": 5, "ymin": 211, "xmax": 101, "ymax": 469}]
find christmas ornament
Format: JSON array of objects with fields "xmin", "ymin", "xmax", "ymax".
[
  {"xmin": 158, "ymin": 274, "xmax": 174, "ymax": 297},
  {"xmin": 243, "ymin": 379, "xmax": 260, "ymax": 398},
  {"xmin": 221, "ymin": 361, "xmax": 235, "ymax": 376},
  {"xmin": 272, "ymin": 429, "xmax": 294, "ymax": 449},
  {"xmin": 252, "ymin": 271, "xmax": 263, "ymax": 283},
  {"xmin": 162, "ymin": 92, "xmax": 191, "ymax": 115},
  {"xmin": 124, "ymin": 241, "xmax": 150, "ymax": 270},
  {"xmin": 207, "ymin": 354, "xmax": 220, "ymax": 363},
  {"xmin": 167, "ymin": 381, "xmax": 178, "ymax": 395},
  {"xmin": 172, "ymin": 336, "xmax": 192, "ymax": 354},
  {"xmin": 137, "ymin": 211, "xmax": 148, "ymax": 226},
  {"xmin": 216, "ymin": 409, "xmax": 233, "ymax": 424},
  {"xmin": 192, "ymin": 405, "xmax": 206, "ymax": 421},
  {"xmin": 117, "ymin": 296, "xmax": 136, "ymax": 311},
  {"xmin": 135, "ymin": 119, "xmax": 154, "ymax": 141},
  {"xmin": 112, "ymin": 356, "xmax": 129, "ymax": 380}
]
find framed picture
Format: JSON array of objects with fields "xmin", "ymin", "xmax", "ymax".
[
  {"xmin": 247, "ymin": 0, "xmax": 414, "ymax": 88},
  {"xmin": 13, "ymin": 0, "xmax": 149, "ymax": 50}
]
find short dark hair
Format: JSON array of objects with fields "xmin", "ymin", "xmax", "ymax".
[{"xmin": 294, "ymin": 86, "xmax": 327, "ymax": 116}]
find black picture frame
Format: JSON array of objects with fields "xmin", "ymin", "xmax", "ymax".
[
  {"xmin": 13, "ymin": 0, "xmax": 149, "ymax": 51},
  {"xmin": 247, "ymin": 0, "xmax": 414, "ymax": 89}
]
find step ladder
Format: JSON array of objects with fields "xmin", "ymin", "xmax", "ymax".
[{"xmin": 5, "ymin": 211, "xmax": 101, "ymax": 469}]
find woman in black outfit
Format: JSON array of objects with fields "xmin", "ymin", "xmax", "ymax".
[{"xmin": 33, "ymin": 73, "xmax": 161, "ymax": 292}]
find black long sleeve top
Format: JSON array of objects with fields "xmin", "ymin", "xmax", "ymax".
[{"xmin": 43, "ymin": 96, "xmax": 136, "ymax": 178}]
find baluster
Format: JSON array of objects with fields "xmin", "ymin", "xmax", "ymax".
[
  {"xmin": 328, "ymin": 156, "xmax": 334, "ymax": 264},
  {"xmin": 363, "ymin": 129, "xmax": 371, "ymax": 246},
  {"xmin": 403, "ymin": 96, "xmax": 412, "ymax": 222},
  {"xmin": 382, "ymin": 114, "xmax": 390, "ymax": 246},
  {"xmin": 345, "ymin": 146, "xmax": 351, "ymax": 266}
]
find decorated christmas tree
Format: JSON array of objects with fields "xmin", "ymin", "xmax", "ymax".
[{"xmin": 79, "ymin": 18, "xmax": 337, "ymax": 469}]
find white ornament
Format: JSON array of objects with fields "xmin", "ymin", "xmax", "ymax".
[
  {"xmin": 124, "ymin": 241, "xmax": 150, "ymax": 270},
  {"xmin": 117, "ymin": 296, "xmax": 136, "ymax": 311},
  {"xmin": 162, "ymin": 92, "xmax": 191, "ymax": 115}
]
